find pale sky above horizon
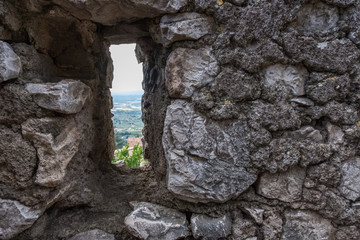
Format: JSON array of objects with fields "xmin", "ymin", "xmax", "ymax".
[{"xmin": 110, "ymin": 44, "xmax": 143, "ymax": 94}]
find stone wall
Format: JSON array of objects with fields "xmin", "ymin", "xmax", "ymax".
[{"xmin": 0, "ymin": 0, "xmax": 359, "ymax": 239}]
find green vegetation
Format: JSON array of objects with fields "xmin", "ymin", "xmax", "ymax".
[{"xmin": 112, "ymin": 143, "xmax": 146, "ymax": 168}]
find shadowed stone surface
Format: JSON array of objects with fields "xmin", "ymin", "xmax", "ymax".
[
  {"xmin": 257, "ymin": 167, "xmax": 306, "ymax": 202},
  {"xmin": 281, "ymin": 210, "xmax": 335, "ymax": 240},
  {"xmin": 26, "ymin": 79, "xmax": 91, "ymax": 114},
  {"xmin": 0, "ymin": 199, "xmax": 41, "ymax": 240},
  {"xmin": 163, "ymin": 100, "xmax": 257, "ymax": 203},
  {"xmin": 157, "ymin": 12, "xmax": 214, "ymax": 46},
  {"xmin": 124, "ymin": 202, "xmax": 190, "ymax": 240},
  {"xmin": 21, "ymin": 117, "xmax": 81, "ymax": 187},
  {"xmin": 165, "ymin": 47, "xmax": 219, "ymax": 98},
  {"xmin": 191, "ymin": 214, "xmax": 231, "ymax": 240},
  {"xmin": 69, "ymin": 229, "xmax": 115, "ymax": 240},
  {"xmin": 339, "ymin": 158, "xmax": 360, "ymax": 201},
  {"xmin": 0, "ymin": 40, "xmax": 21, "ymax": 82}
]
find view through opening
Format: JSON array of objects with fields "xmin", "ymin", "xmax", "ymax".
[{"xmin": 110, "ymin": 44, "xmax": 146, "ymax": 167}]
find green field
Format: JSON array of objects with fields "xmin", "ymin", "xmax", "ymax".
[{"xmin": 112, "ymin": 93, "xmax": 143, "ymax": 149}]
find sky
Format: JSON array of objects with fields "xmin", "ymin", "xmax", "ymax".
[{"xmin": 110, "ymin": 44, "xmax": 143, "ymax": 94}]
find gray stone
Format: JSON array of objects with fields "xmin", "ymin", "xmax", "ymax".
[
  {"xmin": 326, "ymin": 122, "xmax": 344, "ymax": 145},
  {"xmin": 158, "ymin": 12, "xmax": 214, "ymax": 46},
  {"xmin": 339, "ymin": 158, "xmax": 360, "ymax": 201},
  {"xmin": 21, "ymin": 117, "xmax": 82, "ymax": 187},
  {"xmin": 257, "ymin": 167, "xmax": 306, "ymax": 202},
  {"xmin": 165, "ymin": 47, "xmax": 219, "ymax": 98},
  {"xmin": 263, "ymin": 64, "xmax": 307, "ymax": 98},
  {"xmin": 191, "ymin": 214, "xmax": 231, "ymax": 240},
  {"xmin": 0, "ymin": 41, "xmax": 21, "ymax": 82},
  {"xmin": 0, "ymin": 198, "xmax": 41, "ymax": 240},
  {"xmin": 0, "ymin": 126, "xmax": 37, "ymax": 184},
  {"xmin": 281, "ymin": 210, "xmax": 335, "ymax": 240},
  {"xmin": 295, "ymin": 2, "xmax": 339, "ymax": 39},
  {"xmin": 69, "ymin": 229, "xmax": 115, "ymax": 240},
  {"xmin": 262, "ymin": 211, "xmax": 283, "ymax": 240},
  {"xmin": 26, "ymin": 79, "xmax": 91, "ymax": 114},
  {"xmin": 232, "ymin": 216, "xmax": 257, "ymax": 240},
  {"xmin": 290, "ymin": 97, "xmax": 314, "ymax": 107},
  {"xmin": 243, "ymin": 208, "xmax": 264, "ymax": 224},
  {"xmin": 124, "ymin": 202, "xmax": 190, "ymax": 240},
  {"xmin": 283, "ymin": 126, "xmax": 324, "ymax": 143},
  {"xmin": 163, "ymin": 100, "xmax": 257, "ymax": 203}
]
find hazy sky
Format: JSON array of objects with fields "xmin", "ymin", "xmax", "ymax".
[{"xmin": 110, "ymin": 44, "xmax": 143, "ymax": 94}]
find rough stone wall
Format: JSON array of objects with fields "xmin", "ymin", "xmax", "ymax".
[{"xmin": 0, "ymin": 0, "xmax": 360, "ymax": 239}]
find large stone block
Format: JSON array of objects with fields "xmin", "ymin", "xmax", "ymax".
[
  {"xmin": 163, "ymin": 100, "xmax": 257, "ymax": 203},
  {"xmin": 124, "ymin": 202, "xmax": 190, "ymax": 240},
  {"xmin": 281, "ymin": 210, "xmax": 335, "ymax": 240},
  {"xmin": 256, "ymin": 167, "xmax": 306, "ymax": 202},
  {"xmin": 339, "ymin": 158, "xmax": 360, "ymax": 201},
  {"xmin": 26, "ymin": 79, "xmax": 91, "ymax": 114},
  {"xmin": 21, "ymin": 117, "xmax": 82, "ymax": 187},
  {"xmin": 0, "ymin": 199, "xmax": 41, "ymax": 240},
  {"xmin": 191, "ymin": 214, "xmax": 231, "ymax": 240},
  {"xmin": 158, "ymin": 12, "xmax": 214, "ymax": 46},
  {"xmin": 0, "ymin": 40, "xmax": 21, "ymax": 82},
  {"xmin": 165, "ymin": 47, "xmax": 219, "ymax": 98}
]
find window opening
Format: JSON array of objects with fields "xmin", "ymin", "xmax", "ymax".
[{"xmin": 109, "ymin": 44, "xmax": 146, "ymax": 168}]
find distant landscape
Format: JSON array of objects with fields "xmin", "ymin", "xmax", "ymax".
[{"xmin": 111, "ymin": 93, "xmax": 143, "ymax": 149}]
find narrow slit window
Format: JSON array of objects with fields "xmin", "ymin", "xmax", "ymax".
[{"xmin": 109, "ymin": 44, "xmax": 145, "ymax": 168}]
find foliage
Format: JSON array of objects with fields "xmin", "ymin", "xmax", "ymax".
[
  {"xmin": 114, "ymin": 131, "xmax": 127, "ymax": 149},
  {"xmin": 112, "ymin": 143, "xmax": 146, "ymax": 168}
]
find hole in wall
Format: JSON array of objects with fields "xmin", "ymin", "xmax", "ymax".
[{"xmin": 109, "ymin": 44, "xmax": 147, "ymax": 168}]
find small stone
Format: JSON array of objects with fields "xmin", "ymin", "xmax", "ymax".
[
  {"xmin": 21, "ymin": 117, "xmax": 82, "ymax": 187},
  {"xmin": 69, "ymin": 229, "xmax": 115, "ymax": 240},
  {"xmin": 257, "ymin": 166, "xmax": 306, "ymax": 202},
  {"xmin": 290, "ymin": 97, "xmax": 314, "ymax": 107},
  {"xmin": 264, "ymin": 64, "xmax": 307, "ymax": 97},
  {"xmin": 125, "ymin": 202, "xmax": 190, "ymax": 240},
  {"xmin": 191, "ymin": 214, "xmax": 231, "ymax": 240},
  {"xmin": 244, "ymin": 208, "xmax": 264, "ymax": 224},
  {"xmin": 26, "ymin": 79, "xmax": 91, "ymax": 114},
  {"xmin": 165, "ymin": 48, "xmax": 219, "ymax": 98},
  {"xmin": 326, "ymin": 122, "xmax": 344, "ymax": 145},
  {"xmin": 0, "ymin": 40, "xmax": 22, "ymax": 82},
  {"xmin": 281, "ymin": 210, "xmax": 335, "ymax": 240},
  {"xmin": 339, "ymin": 158, "xmax": 360, "ymax": 201},
  {"xmin": 0, "ymin": 198, "xmax": 41, "ymax": 239},
  {"xmin": 232, "ymin": 216, "xmax": 257, "ymax": 239},
  {"xmin": 159, "ymin": 12, "xmax": 214, "ymax": 46}
]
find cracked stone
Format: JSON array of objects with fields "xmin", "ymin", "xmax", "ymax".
[
  {"xmin": 124, "ymin": 202, "xmax": 190, "ymax": 240},
  {"xmin": 191, "ymin": 214, "xmax": 231, "ymax": 240},
  {"xmin": 0, "ymin": 40, "xmax": 22, "ymax": 82},
  {"xmin": 339, "ymin": 158, "xmax": 360, "ymax": 201},
  {"xmin": 26, "ymin": 79, "xmax": 91, "ymax": 114}
]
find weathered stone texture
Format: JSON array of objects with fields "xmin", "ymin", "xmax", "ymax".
[
  {"xmin": 0, "ymin": 40, "xmax": 21, "ymax": 82},
  {"xmin": 163, "ymin": 100, "xmax": 257, "ymax": 203},
  {"xmin": 165, "ymin": 47, "xmax": 219, "ymax": 98},
  {"xmin": 22, "ymin": 117, "xmax": 82, "ymax": 187},
  {"xmin": 124, "ymin": 202, "xmax": 190, "ymax": 240},
  {"xmin": 191, "ymin": 214, "xmax": 231, "ymax": 240},
  {"xmin": 157, "ymin": 12, "xmax": 214, "ymax": 46},
  {"xmin": 69, "ymin": 229, "xmax": 115, "ymax": 240},
  {"xmin": 257, "ymin": 167, "xmax": 306, "ymax": 202},
  {"xmin": 281, "ymin": 210, "xmax": 335, "ymax": 240},
  {"xmin": 1, "ymin": 0, "xmax": 360, "ymax": 239},
  {"xmin": 26, "ymin": 79, "xmax": 91, "ymax": 114},
  {"xmin": 339, "ymin": 158, "xmax": 360, "ymax": 201},
  {"xmin": 0, "ymin": 199, "xmax": 41, "ymax": 240}
]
